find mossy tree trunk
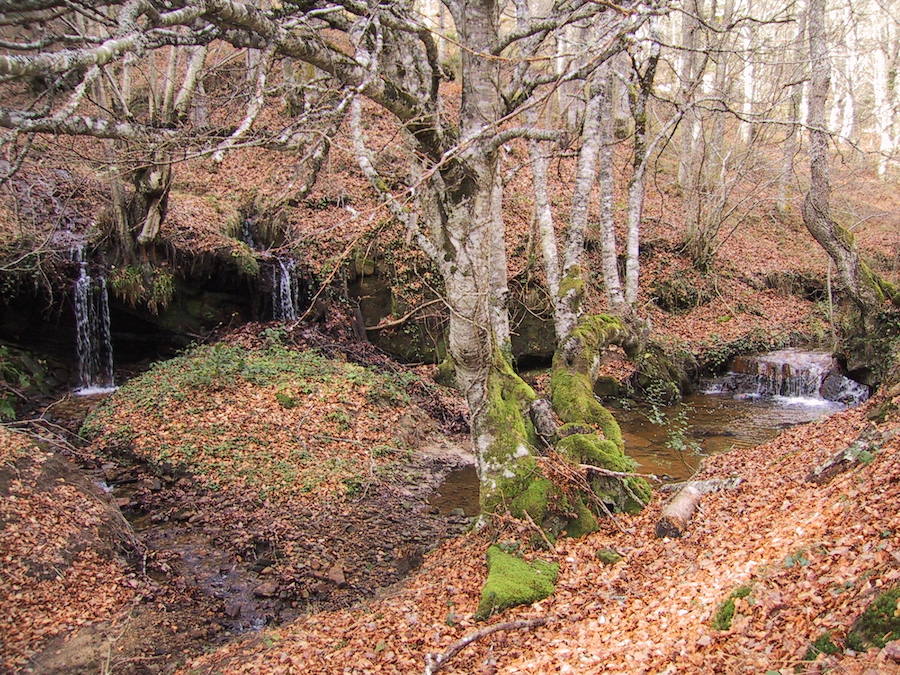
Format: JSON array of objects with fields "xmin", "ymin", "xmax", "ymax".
[{"xmin": 804, "ymin": 0, "xmax": 899, "ymax": 317}]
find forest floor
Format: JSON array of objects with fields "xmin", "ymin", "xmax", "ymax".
[
  {"xmin": 1, "ymin": 80, "xmax": 898, "ymax": 674},
  {"xmin": 188, "ymin": 387, "xmax": 900, "ymax": 675},
  {"xmin": 2, "ymin": 327, "xmax": 897, "ymax": 674}
]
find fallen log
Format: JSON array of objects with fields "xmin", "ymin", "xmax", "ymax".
[
  {"xmin": 655, "ymin": 477, "xmax": 743, "ymax": 538},
  {"xmin": 806, "ymin": 434, "xmax": 877, "ymax": 484}
]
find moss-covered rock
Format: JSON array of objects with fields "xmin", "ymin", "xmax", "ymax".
[
  {"xmin": 475, "ymin": 545, "xmax": 559, "ymax": 620},
  {"xmin": 846, "ymin": 585, "xmax": 899, "ymax": 651},
  {"xmin": 595, "ymin": 548, "xmax": 623, "ymax": 565}
]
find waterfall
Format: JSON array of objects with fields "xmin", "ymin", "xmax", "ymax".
[
  {"xmin": 73, "ymin": 247, "xmax": 115, "ymax": 394},
  {"xmin": 272, "ymin": 257, "xmax": 299, "ymax": 321},
  {"xmin": 704, "ymin": 349, "xmax": 868, "ymax": 406}
]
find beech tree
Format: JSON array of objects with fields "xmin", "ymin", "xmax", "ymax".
[{"xmin": 0, "ymin": 0, "xmax": 655, "ymax": 533}]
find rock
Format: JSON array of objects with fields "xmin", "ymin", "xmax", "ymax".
[
  {"xmin": 595, "ymin": 548, "xmax": 623, "ymax": 565},
  {"xmin": 448, "ymin": 507, "xmax": 466, "ymax": 518},
  {"xmin": 224, "ymin": 600, "xmax": 242, "ymax": 618},
  {"xmin": 882, "ymin": 641, "xmax": 900, "ymax": 663},
  {"xmin": 253, "ymin": 582, "xmax": 279, "ymax": 597},
  {"xmin": 529, "ymin": 398, "xmax": 559, "ymax": 441},
  {"xmin": 327, "ymin": 563, "xmax": 346, "ymax": 587}
]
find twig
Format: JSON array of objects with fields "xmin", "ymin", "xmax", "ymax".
[
  {"xmin": 423, "ymin": 617, "xmax": 549, "ymax": 675},
  {"xmin": 365, "ymin": 298, "xmax": 445, "ymax": 331},
  {"xmin": 522, "ymin": 509, "xmax": 554, "ymax": 550}
]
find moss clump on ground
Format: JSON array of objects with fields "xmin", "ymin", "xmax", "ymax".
[
  {"xmin": 846, "ymin": 584, "xmax": 899, "ymax": 651},
  {"xmin": 803, "ymin": 632, "xmax": 840, "ymax": 661},
  {"xmin": 711, "ymin": 585, "xmax": 752, "ymax": 630},
  {"xmin": 595, "ymin": 548, "xmax": 623, "ymax": 565},
  {"xmin": 475, "ymin": 545, "xmax": 559, "ymax": 620}
]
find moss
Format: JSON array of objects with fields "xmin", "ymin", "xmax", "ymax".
[
  {"xmin": 479, "ymin": 352, "xmax": 542, "ymax": 514},
  {"xmin": 510, "ymin": 476, "xmax": 553, "ymax": 522},
  {"xmin": 712, "ymin": 585, "xmax": 752, "ymax": 630},
  {"xmin": 803, "ymin": 632, "xmax": 840, "ymax": 661},
  {"xmin": 550, "ymin": 369, "xmax": 623, "ymax": 450},
  {"xmin": 593, "ymin": 376, "xmax": 620, "ymax": 398},
  {"xmin": 846, "ymin": 585, "xmax": 899, "ymax": 651},
  {"xmin": 475, "ymin": 545, "xmax": 559, "ymax": 620},
  {"xmin": 275, "ymin": 391, "xmax": 298, "ymax": 408},
  {"xmin": 435, "ymin": 354, "xmax": 457, "ymax": 388},
  {"xmin": 557, "ymin": 433, "xmax": 650, "ymax": 513},
  {"xmin": 595, "ymin": 548, "xmax": 623, "ymax": 565},
  {"xmin": 564, "ymin": 496, "xmax": 598, "ymax": 537},
  {"xmin": 548, "ymin": 313, "xmax": 651, "ymax": 517},
  {"xmin": 558, "ymin": 266, "xmax": 585, "ymax": 309}
]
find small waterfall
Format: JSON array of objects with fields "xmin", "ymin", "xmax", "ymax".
[
  {"xmin": 704, "ymin": 349, "xmax": 868, "ymax": 406},
  {"xmin": 272, "ymin": 257, "xmax": 299, "ymax": 321},
  {"xmin": 73, "ymin": 247, "xmax": 115, "ymax": 394}
]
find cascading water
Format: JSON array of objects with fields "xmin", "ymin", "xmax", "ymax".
[
  {"xmin": 272, "ymin": 257, "xmax": 299, "ymax": 321},
  {"xmin": 704, "ymin": 349, "xmax": 868, "ymax": 406},
  {"xmin": 73, "ymin": 247, "xmax": 115, "ymax": 394}
]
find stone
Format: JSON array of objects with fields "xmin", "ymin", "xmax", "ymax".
[
  {"xmin": 327, "ymin": 563, "xmax": 346, "ymax": 587},
  {"xmin": 253, "ymin": 582, "xmax": 279, "ymax": 597}
]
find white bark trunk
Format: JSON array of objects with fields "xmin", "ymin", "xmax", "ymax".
[
  {"xmin": 596, "ymin": 71, "xmax": 625, "ymax": 312},
  {"xmin": 872, "ymin": 36, "xmax": 894, "ymax": 177}
]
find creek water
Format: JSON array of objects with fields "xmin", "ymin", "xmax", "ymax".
[{"xmin": 432, "ymin": 349, "xmax": 867, "ymax": 512}]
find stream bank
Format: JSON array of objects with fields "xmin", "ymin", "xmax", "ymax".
[{"xmin": 3, "ymin": 338, "xmax": 476, "ymax": 672}]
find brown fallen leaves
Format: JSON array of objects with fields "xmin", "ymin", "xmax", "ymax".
[
  {"xmin": 0, "ymin": 427, "xmax": 136, "ymax": 671},
  {"xmin": 186, "ymin": 394, "xmax": 898, "ymax": 675}
]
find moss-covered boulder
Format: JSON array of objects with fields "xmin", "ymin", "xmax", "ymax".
[
  {"xmin": 475, "ymin": 545, "xmax": 559, "ymax": 620},
  {"xmin": 846, "ymin": 585, "xmax": 899, "ymax": 651}
]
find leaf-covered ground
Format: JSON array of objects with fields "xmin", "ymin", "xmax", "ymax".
[
  {"xmin": 186, "ymin": 392, "xmax": 899, "ymax": 674},
  {"xmin": 0, "ymin": 427, "xmax": 137, "ymax": 671}
]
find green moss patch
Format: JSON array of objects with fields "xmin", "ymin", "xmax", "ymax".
[
  {"xmin": 803, "ymin": 632, "xmax": 840, "ymax": 661},
  {"xmin": 595, "ymin": 548, "xmax": 623, "ymax": 565},
  {"xmin": 711, "ymin": 585, "xmax": 752, "ymax": 630},
  {"xmin": 475, "ymin": 545, "xmax": 559, "ymax": 620},
  {"xmin": 846, "ymin": 585, "xmax": 899, "ymax": 651}
]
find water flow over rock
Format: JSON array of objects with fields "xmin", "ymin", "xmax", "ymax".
[
  {"xmin": 272, "ymin": 258, "xmax": 300, "ymax": 321},
  {"xmin": 705, "ymin": 349, "xmax": 868, "ymax": 405},
  {"xmin": 73, "ymin": 247, "xmax": 115, "ymax": 394}
]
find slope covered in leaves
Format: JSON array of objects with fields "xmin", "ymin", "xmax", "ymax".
[
  {"xmin": 0, "ymin": 427, "xmax": 137, "ymax": 671},
  {"xmin": 187, "ymin": 394, "xmax": 899, "ymax": 674}
]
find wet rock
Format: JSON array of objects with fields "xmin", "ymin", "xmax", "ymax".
[{"xmin": 253, "ymin": 582, "xmax": 279, "ymax": 597}]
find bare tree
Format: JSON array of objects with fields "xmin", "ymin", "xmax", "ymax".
[{"xmin": 0, "ymin": 0, "xmax": 656, "ymax": 529}]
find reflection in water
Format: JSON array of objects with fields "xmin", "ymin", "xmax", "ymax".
[
  {"xmin": 610, "ymin": 393, "xmax": 843, "ymax": 481},
  {"xmin": 429, "ymin": 465, "xmax": 480, "ymax": 516},
  {"xmin": 429, "ymin": 393, "xmax": 845, "ymax": 514}
]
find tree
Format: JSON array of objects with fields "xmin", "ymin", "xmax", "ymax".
[
  {"xmin": 802, "ymin": 0, "xmax": 898, "ymax": 315},
  {"xmin": 0, "ymin": 0, "xmax": 655, "ymax": 532}
]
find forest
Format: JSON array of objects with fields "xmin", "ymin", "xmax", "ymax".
[{"xmin": 0, "ymin": 0, "xmax": 897, "ymax": 672}]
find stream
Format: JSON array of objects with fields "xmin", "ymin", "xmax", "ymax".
[{"xmin": 431, "ymin": 348, "xmax": 868, "ymax": 511}]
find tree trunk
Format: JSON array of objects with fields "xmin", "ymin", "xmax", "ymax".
[
  {"xmin": 596, "ymin": 69, "xmax": 626, "ymax": 312},
  {"xmin": 802, "ymin": 0, "xmax": 876, "ymax": 313}
]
